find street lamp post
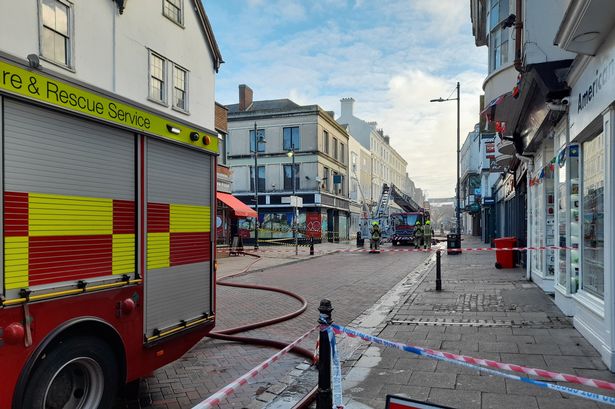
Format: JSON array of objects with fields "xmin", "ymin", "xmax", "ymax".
[
  {"xmin": 430, "ymin": 82, "xmax": 461, "ymax": 243},
  {"xmin": 252, "ymin": 122, "xmax": 265, "ymax": 250},
  {"xmin": 287, "ymin": 145, "xmax": 298, "ymax": 255}
]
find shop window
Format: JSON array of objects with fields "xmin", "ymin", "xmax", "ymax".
[
  {"xmin": 582, "ymin": 135, "xmax": 605, "ymax": 299},
  {"xmin": 40, "ymin": 0, "xmax": 73, "ymax": 68}
]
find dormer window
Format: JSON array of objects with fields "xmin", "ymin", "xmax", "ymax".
[{"xmin": 163, "ymin": 0, "xmax": 183, "ymax": 26}]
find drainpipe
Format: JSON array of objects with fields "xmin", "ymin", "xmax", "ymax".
[{"xmin": 514, "ymin": 0, "xmax": 524, "ymax": 72}]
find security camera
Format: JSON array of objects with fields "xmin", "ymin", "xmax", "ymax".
[{"xmin": 561, "ymin": 97, "xmax": 570, "ymax": 105}]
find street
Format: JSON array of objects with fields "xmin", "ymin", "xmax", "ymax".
[
  {"xmin": 120, "ymin": 244, "xmax": 431, "ymax": 408},
  {"xmin": 118, "ymin": 240, "xmax": 615, "ymax": 409}
]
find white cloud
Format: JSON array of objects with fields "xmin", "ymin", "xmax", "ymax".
[{"xmin": 209, "ymin": 0, "xmax": 488, "ymax": 197}]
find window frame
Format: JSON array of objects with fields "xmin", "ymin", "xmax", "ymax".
[
  {"xmin": 250, "ymin": 165, "xmax": 266, "ymax": 192},
  {"xmin": 340, "ymin": 142, "xmax": 345, "ymax": 163},
  {"xmin": 148, "ymin": 50, "xmax": 168, "ymax": 105},
  {"xmin": 323, "ymin": 130, "xmax": 330, "ymax": 154},
  {"xmin": 488, "ymin": 0, "xmax": 510, "ymax": 72},
  {"xmin": 162, "ymin": 0, "xmax": 184, "ymax": 26},
  {"xmin": 333, "ymin": 138, "xmax": 338, "ymax": 160},
  {"xmin": 283, "ymin": 126, "xmax": 301, "ymax": 151},
  {"xmin": 283, "ymin": 164, "xmax": 300, "ymax": 191},
  {"xmin": 324, "ymin": 167, "xmax": 330, "ymax": 192},
  {"xmin": 249, "ymin": 128, "xmax": 266, "ymax": 153},
  {"xmin": 39, "ymin": 0, "xmax": 75, "ymax": 70},
  {"xmin": 172, "ymin": 63, "xmax": 189, "ymax": 113}
]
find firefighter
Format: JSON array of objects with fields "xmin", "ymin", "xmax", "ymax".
[
  {"xmin": 424, "ymin": 220, "xmax": 433, "ymax": 249},
  {"xmin": 414, "ymin": 220, "xmax": 423, "ymax": 249},
  {"xmin": 370, "ymin": 221, "xmax": 381, "ymax": 252}
]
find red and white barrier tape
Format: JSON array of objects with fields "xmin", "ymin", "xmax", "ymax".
[
  {"xmin": 423, "ymin": 347, "xmax": 615, "ymax": 391},
  {"xmin": 191, "ymin": 326, "xmax": 317, "ymax": 409},
  {"xmin": 219, "ymin": 245, "xmax": 575, "ymax": 254},
  {"xmin": 333, "ymin": 325, "xmax": 615, "ymax": 392}
]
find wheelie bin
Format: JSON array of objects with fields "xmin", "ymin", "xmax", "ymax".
[
  {"xmin": 494, "ymin": 237, "xmax": 517, "ymax": 269},
  {"xmin": 446, "ymin": 233, "xmax": 461, "ymax": 255}
]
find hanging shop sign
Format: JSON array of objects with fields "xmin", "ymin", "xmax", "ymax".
[
  {"xmin": 570, "ymin": 28, "xmax": 615, "ymax": 134},
  {"xmin": 0, "ymin": 58, "xmax": 217, "ymax": 153}
]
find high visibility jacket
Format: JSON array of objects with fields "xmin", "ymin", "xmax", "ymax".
[
  {"xmin": 414, "ymin": 225, "xmax": 424, "ymax": 237},
  {"xmin": 371, "ymin": 225, "xmax": 381, "ymax": 240}
]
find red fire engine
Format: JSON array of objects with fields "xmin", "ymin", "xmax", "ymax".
[{"xmin": 0, "ymin": 56, "xmax": 217, "ymax": 408}]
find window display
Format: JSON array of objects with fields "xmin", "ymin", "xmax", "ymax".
[
  {"xmin": 557, "ymin": 147, "xmax": 568, "ymax": 289},
  {"xmin": 582, "ymin": 135, "xmax": 605, "ymax": 299}
]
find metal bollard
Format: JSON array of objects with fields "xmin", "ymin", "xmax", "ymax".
[
  {"xmin": 317, "ymin": 299, "xmax": 333, "ymax": 409},
  {"xmin": 310, "ymin": 237, "xmax": 315, "ymax": 256},
  {"xmin": 436, "ymin": 249, "xmax": 442, "ymax": 291}
]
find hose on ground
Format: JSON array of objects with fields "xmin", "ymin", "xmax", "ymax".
[{"xmin": 205, "ymin": 251, "xmax": 318, "ymax": 407}]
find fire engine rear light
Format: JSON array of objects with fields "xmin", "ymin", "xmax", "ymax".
[
  {"xmin": 156, "ymin": 350, "xmax": 165, "ymax": 357},
  {"xmin": 4, "ymin": 323, "xmax": 25, "ymax": 345}
]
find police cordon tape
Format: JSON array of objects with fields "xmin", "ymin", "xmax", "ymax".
[
  {"xmin": 191, "ymin": 326, "xmax": 317, "ymax": 409},
  {"xmin": 330, "ymin": 324, "xmax": 615, "ymax": 406},
  {"xmin": 218, "ymin": 245, "xmax": 576, "ymax": 254}
]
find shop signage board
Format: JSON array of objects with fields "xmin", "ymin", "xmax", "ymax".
[
  {"xmin": 0, "ymin": 59, "xmax": 217, "ymax": 153},
  {"xmin": 386, "ymin": 395, "xmax": 455, "ymax": 409},
  {"xmin": 570, "ymin": 27, "xmax": 615, "ymax": 135}
]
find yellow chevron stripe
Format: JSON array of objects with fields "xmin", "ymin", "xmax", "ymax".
[
  {"xmin": 29, "ymin": 193, "xmax": 113, "ymax": 236},
  {"xmin": 147, "ymin": 232, "xmax": 169, "ymax": 269},
  {"xmin": 170, "ymin": 204, "xmax": 210, "ymax": 233},
  {"xmin": 5, "ymin": 236, "xmax": 28, "ymax": 289},
  {"xmin": 113, "ymin": 234, "xmax": 135, "ymax": 275}
]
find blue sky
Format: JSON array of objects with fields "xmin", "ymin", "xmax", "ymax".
[{"xmin": 204, "ymin": 0, "xmax": 488, "ymax": 198}]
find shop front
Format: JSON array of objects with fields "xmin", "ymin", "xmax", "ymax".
[
  {"xmin": 563, "ymin": 25, "xmax": 615, "ymax": 369},
  {"xmin": 527, "ymin": 141, "xmax": 556, "ymax": 292}
]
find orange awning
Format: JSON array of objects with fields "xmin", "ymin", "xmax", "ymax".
[{"xmin": 217, "ymin": 192, "xmax": 257, "ymax": 218}]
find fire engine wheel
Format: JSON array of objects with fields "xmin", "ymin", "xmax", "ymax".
[{"xmin": 22, "ymin": 336, "xmax": 118, "ymax": 409}]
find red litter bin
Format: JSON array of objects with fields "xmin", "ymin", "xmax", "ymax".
[{"xmin": 494, "ymin": 237, "xmax": 517, "ymax": 269}]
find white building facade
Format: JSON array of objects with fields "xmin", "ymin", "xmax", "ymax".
[{"xmin": 336, "ymin": 97, "xmax": 422, "ymax": 208}]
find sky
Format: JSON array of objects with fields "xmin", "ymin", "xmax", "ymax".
[{"xmin": 204, "ymin": 0, "xmax": 488, "ymax": 198}]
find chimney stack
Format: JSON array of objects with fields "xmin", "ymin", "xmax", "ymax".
[
  {"xmin": 239, "ymin": 84, "xmax": 253, "ymax": 112},
  {"xmin": 340, "ymin": 97, "xmax": 355, "ymax": 117}
]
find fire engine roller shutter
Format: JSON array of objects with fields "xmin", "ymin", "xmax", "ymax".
[
  {"xmin": 3, "ymin": 99, "xmax": 135, "ymax": 295},
  {"xmin": 145, "ymin": 138, "xmax": 212, "ymax": 337}
]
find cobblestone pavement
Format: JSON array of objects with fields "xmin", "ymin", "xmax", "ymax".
[
  {"xmin": 340, "ymin": 236, "xmax": 615, "ymax": 409},
  {"xmin": 115, "ymin": 241, "xmax": 430, "ymax": 408}
]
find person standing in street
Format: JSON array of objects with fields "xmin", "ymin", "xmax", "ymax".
[
  {"xmin": 424, "ymin": 220, "xmax": 433, "ymax": 249},
  {"xmin": 370, "ymin": 221, "xmax": 381, "ymax": 252},
  {"xmin": 414, "ymin": 220, "xmax": 423, "ymax": 249}
]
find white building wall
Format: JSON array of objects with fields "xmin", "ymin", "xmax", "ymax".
[{"xmin": 0, "ymin": 0, "xmax": 217, "ymax": 131}]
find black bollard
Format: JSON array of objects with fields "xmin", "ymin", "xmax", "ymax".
[
  {"xmin": 317, "ymin": 299, "xmax": 333, "ymax": 409},
  {"xmin": 436, "ymin": 249, "xmax": 442, "ymax": 291},
  {"xmin": 310, "ymin": 237, "xmax": 315, "ymax": 256}
]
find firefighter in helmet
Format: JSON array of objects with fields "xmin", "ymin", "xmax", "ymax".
[
  {"xmin": 370, "ymin": 221, "xmax": 381, "ymax": 251},
  {"xmin": 414, "ymin": 220, "xmax": 424, "ymax": 249},
  {"xmin": 424, "ymin": 220, "xmax": 433, "ymax": 249}
]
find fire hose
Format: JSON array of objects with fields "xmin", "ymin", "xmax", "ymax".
[{"xmin": 206, "ymin": 252, "xmax": 318, "ymax": 408}]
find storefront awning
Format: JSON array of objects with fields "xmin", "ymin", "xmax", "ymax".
[{"xmin": 217, "ymin": 192, "xmax": 257, "ymax": 218}]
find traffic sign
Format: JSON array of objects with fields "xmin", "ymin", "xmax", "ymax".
[{"xmin": 386, "ymin": 395, "xmax": 455, "ymax": 409}]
